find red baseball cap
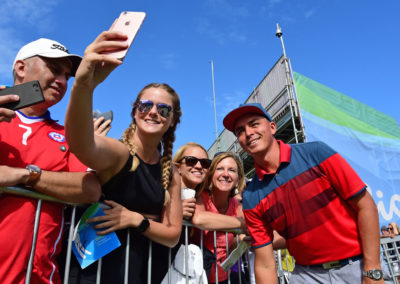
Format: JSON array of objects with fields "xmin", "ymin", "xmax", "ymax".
[{"xmin": 223, "ymin": 103, "xmax": 272, "ymax": 132}]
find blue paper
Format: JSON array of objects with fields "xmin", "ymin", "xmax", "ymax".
[{"xmin": 72, "ymin": 202, "xmax": 121, "ymax": 269}]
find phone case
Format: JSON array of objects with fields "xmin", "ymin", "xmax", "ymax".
[
  {"xmin": 93, "ymin": 110, "xmax": 113, "ymax": 122},
  {"xmin": 108, "ymin": 11, "xmax": 146, "ymax": 59},
  {"xmin": 0, "ymin": 80, "xmax": 44, "ymax": 110}
]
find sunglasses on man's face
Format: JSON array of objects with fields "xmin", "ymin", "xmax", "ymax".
[
  {"xmin": 135, "ymin": 100, "xmax": 172, "ymax": 118},
  {"xmin": 179, "ymin": 156, "xmax": 212, "ymax": 169}
]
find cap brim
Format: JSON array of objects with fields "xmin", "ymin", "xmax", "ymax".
[
  {"xmin": 67, "ymin": 55, "xmax": 82, "ymax": 76},
  {"xmin": 39, "ymin": 53, "xmax": 81, "ymax": 76},
  {"xmin": 223, "ymin": 105, "xmax": 268, "ymax": 132}
]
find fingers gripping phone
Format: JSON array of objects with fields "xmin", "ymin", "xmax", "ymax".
[
  {"xmin": 93, "ymin": 110, "xmax": 113, "ymax": 124},
  {"xmin": 108, "ymin": 11, "xmax": 146, "ymax": 60},
  {"xmin": 0, "ymin": 80, "xmax": 44, "ymax": 110}
]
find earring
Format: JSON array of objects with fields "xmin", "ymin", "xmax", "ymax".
[{"xmin": 234, "ymin": 187, "xmax": 239, "ymax": 195}]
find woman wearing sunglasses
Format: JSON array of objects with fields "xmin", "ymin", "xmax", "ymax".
[
  {"xmin": 173, "ymin": 143, "xmax": 211, "ymax": 219},
  {"xmin": 388, "ymin": 222, "xmax": 400, "ymax": 238},
  {"xmin": 192, "ymin": 152, "xmax": 248, "ymax": 284},
  {"xmin": 64, "ymin": 31, "xmax": 182, "ymax": 283}
]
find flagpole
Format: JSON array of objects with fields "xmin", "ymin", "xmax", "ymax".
[{"xmin": 210, "ymin": 59, "xmax": 220, "ymax": 152}]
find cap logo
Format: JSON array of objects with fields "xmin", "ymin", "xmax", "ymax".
[{"xmin": 51, "ymin": 43, "xmax": 69, "ymax": 54}]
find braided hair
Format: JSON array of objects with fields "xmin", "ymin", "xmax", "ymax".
[{"xmin": 122, "ymin": 83, "xmax": 182, "ymax": 205}]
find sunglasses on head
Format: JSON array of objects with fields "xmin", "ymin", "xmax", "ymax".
[
  {"xmin": 179, "ymin": 156, "xmax": 212, "ymax": 169},
  {"xmin": 135, "ymin": 100, "xmax": 172, "ymax": 118}
]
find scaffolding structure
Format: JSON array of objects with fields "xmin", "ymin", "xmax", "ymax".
[{"xmin": 207, "ymin": 24, "xmax": 305, "ymax": 178}]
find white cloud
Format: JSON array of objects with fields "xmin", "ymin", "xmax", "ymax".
[
  {"xmin": 214, "ymin": 90, "xmax": 247, "ymax": 119},
  {"xmin": 206, "ymin": 0, "xmax": 249, "ymax": 17},
  {"xmin": 305, "ymin": 9, "xmax": 315, "ymax": 19},
  {"xmin": 0, "ymin": 0, "xmax": 58, "ymax": 26},
  {"xmin": 0, "ymin": 29, "xmax": 23, "ymax": 80},
  {"xmin": 203, "ymin": 72, "xmax": 247, "ymax": 117},
  {"xmin": 0, "ymin": 0, "xmax": 59, "ymax": 80},
  {"xmin": 196, "ymin": 17, "xmax": 248, "ymax": 45},
  {"xmin": 196, "ymin": 18, "xmax": 227, "ymax": 45},
  {"xmin": 197, "ymin": 1, "xmax": 249, "ymax": 45},
  {"xmin": 228, "ymin": 31, "xmax": 247, "ymax": 42},
  {"xmin": 160, "ymin": 53, "xmax": 177, "ymax": 70},
  {"xmin": 268, "ymin": 0, "xmax": 283, "ymax": 8}
]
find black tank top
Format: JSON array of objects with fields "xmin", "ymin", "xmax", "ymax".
[{"xmin": 66, "ymin": 155, "xmax": 173, "ymax": 284}]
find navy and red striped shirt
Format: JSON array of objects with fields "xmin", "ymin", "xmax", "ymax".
[{"xmin": 243, "ymin": 140, "xmax": 365, "ymax": 265}]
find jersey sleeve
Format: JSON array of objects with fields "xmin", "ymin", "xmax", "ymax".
[
  {"xmin": 66, "ymin": 151, "xmax": 89, "ymax": 172},
  {"xmin": 243, "ymin": 205, "xmax": 273, "ymax": 248},
  {"xmin": 318, "ymin": 143, "xmax": 366, "ymax": 200}
]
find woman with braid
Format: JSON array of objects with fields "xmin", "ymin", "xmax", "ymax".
[{"xmin": 64, "ymin": 30, "xmax": 182, "ymax": 283}]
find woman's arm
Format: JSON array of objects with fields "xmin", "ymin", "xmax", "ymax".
[
  {"xmin": 89, "ymin": 166, "xmax": 183, "ymax": 248},
  {"xmin": 65, "ymin": 31, "xmax": 130, "ymax": 181},
  {"xmin": 143, "ymin": 167, "xmax": 183, "ymax": 247},
  {"xmin": 192, "ymin": 195, "xmax": 245, "ymax": 231}
]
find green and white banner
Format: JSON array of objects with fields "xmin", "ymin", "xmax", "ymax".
[{"xmin": 294, "ymin": 72, "xmax": 400, "ymax": 225}]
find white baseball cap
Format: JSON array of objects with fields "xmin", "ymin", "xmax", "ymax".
[{"xmin": 13, "ymin": 38, "xmax": 82, "ymax": 76}]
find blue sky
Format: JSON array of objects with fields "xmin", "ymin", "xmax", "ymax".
[{"xmin": 1, "ymin": 0, "xmax": 399, "ymax": 153}]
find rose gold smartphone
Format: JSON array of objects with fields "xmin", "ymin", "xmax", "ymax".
[{"xmin": 108, "ymin": 11, "xmax": 146, "ymax": 60}]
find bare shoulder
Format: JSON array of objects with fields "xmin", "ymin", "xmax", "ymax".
[{"xmin": 95, "ymin": 136, "xmax": 130, "ymax": 184}]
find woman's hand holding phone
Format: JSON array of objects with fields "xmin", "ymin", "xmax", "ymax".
[
  {"xmin": 74, "ymin": 12, "xmax": 145, "ymax": 90},
  {"xmin": 73, "ymin": 30, "xmax": 128, "ymax": 91},
  {"xmin": 107, "ymin": 11, "xmax": 146, "ymax": 60}
]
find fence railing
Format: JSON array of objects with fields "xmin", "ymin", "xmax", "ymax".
[
  {"xmin": 1, "ymin": 186, "xmax": 295, "ymax": 284},
  {"xmin": 381, "ymin": 235, "xmax": 400, "ymax": 284}
]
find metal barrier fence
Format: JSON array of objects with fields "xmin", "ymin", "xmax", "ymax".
[
  {"xmin": 381, "ymin": 235, "xmax": 400, "ymax": 284},
  {"xmin": 1, "ymin": 185, "xmax": 291, "ymax": 284}
]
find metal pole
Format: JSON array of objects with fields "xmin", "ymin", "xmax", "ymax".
[
  {"xmin": 25, "ymin": 199, "xmax": 42, "ymax": 284},
  {"xmin": 275, "ymin": 23, "xmax": 303, "ymax": 144},
  {"xmin": 63, "ymin": 205, "xmax": 77, "ymax": 283},
  {"xmin": 124, "ymin": 230, "xmax": 130, "ymax": 284},
  {"xmin": 211, "ymin": 59, "xmax": 220, "ymax": 152}
]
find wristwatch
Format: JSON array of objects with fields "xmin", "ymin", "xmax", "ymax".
[
  {"xmin": 25, "ymin": 164, "xmax": 42, "ymax": 187},
  {"xmin": 363, "ymin": 269, "xmax": 383, "ymax": 281},
  {"xmin": 135, "ymin": 216, "xmax": 150, "ymax": 233}
]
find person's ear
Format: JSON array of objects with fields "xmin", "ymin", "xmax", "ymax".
[
  {"xmin": 270, "ymin": 121, "xmax": 277, "ymax": 135},
  {"xmin": 14, "ymin": 60, "xmax": 28, "ymax": 82}
]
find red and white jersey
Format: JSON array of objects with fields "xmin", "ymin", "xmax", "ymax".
[
  {"xmin": 0, "ymin": 110, "xmax": 85, "ymax": 171},
  {"xmin": 0, "ymin": 111, "xmax": 87, "ymax": 284}
]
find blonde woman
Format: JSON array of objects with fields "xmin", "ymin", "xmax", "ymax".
[
  {"xmin": 389, "ymin": 222, "xmax": 400, "ymax": 238},
  {"xmin": 173, "ymin": 142, "xmax": 211, "ymax": 218},
  {"xmin": 64, "ymin": 31, "xmax": 182, "ymax": 283},
  {"xmin": 192, "ymin": 152, "xmax": 247, "ymax": 284}
]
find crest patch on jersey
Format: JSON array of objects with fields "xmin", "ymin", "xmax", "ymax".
[{"xmin": 48, "ymin": 131, "xmax": 66, "ymax": 143}]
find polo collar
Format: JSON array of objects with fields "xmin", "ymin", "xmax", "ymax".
[
  {"xmin": 17, "ymin": 109, "xmax": 53, "ymax": 122},
  {"xmin": 255, "ymin": 140, "xmax": 291, "ymax": 180}
]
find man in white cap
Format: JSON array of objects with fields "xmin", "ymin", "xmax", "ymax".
[{"xmin": 0, "ymin": 38, "xmax": 101, "ymax": 283}]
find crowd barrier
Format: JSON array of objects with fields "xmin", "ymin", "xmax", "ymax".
[
  {"xmin": 0, "ymin": 185, "xmax": 351, "ymax": 284},
  {"xmin": 381, "ymin": 235, "xmax": 400, "ymax": 284}
]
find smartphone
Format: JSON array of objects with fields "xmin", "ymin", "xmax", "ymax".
[
  {"xmin": 0, "ymin": 80, "xmax": 44, "ymax": 110},
  {"xmin": 108, "ymin": 11, "xmax": 146, "ymax": 60},
  {"xmin": 93, "ymin": 110, "xmax": 113, "ymax": 123}
]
